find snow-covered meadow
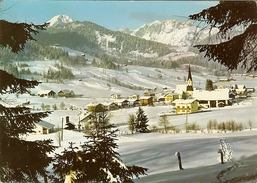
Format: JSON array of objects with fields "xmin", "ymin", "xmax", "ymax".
[{"xmin": 10, "ymin": 53, "xmax": 257, "ymax": 182}]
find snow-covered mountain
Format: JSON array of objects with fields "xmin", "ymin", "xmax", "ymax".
[
  {"xmin": 48, "ymin": 15, "xmax": 73, "ymax": 27},
  {"xmin": 122, "ymin": 20, "xmax": 215, "ymax": 47}
]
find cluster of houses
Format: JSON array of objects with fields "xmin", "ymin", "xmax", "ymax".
[
  {"xmin": 37, "ymin": 89, "xmax": 75, "ymax": 98},
  {"xmin": 34, "ymin": 65, "xmax": 255, "ymax": 134},
  {"xmin": 85, "ymin": 65, "xmax": 254, "ymax": 115}
]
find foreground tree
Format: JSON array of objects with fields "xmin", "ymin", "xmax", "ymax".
[
  {"xmin": 189, "ymin": 1, "xmax": 257, "ymax": 72},
  {"xmin": 0, "ymin": 70, "xmax": 56, "ymax": 182},
  {"xmin": 135, "ymin": 107, "xmax": 149, "ymax": 133},
  {"xmin": 53, "ymin": 111, "xmax": 148, "ymax": 182},
  {"xmin": 0, "ymin": 13, "xmax": 56, "ymax": 182}
]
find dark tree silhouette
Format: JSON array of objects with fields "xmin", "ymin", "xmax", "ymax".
[
  {"xmin": 0, "ymin": 70, "xmax": 56, "ymax": 182},
  {"xmin": 189, "ymin": 1, "xmax": 257, "ymax": 72},
  {"xmin": 53, "ymin": 111, "xmax": 148, "ymax": 182},
  {"xmin": 205, "ymin": 79, "xmax": 214, "ymax": 91},
  {"xmin": 0, "ymin": 18, "xmax": 56, "ymax": 182},
  {"xmin": 135, "ymin": 107, "xmax": 149, "ymax": 133},
  {"xmin": 0, "ymin": 20, "xmax": 49, "ymax": 53}
]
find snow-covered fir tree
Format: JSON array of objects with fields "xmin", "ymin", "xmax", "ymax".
[
  {"xmin": 53, "ymin": 111, "xmax": 148, "ymax": 182},
  {"xmin": 135, "ymin": 107, "xmax": 149, "ymax": 133}
]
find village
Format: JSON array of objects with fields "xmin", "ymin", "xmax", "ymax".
[{"xmin": 32, "ymin": 65, "xmax": 256, "ymax": 135}]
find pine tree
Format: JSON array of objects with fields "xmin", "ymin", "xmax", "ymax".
[
  {"xmin": 135, "ymin": 107, "xmax": 149, "ymax": 133},
  {"xmin": 0, "ymin": 70, "xmax": 56, "ymax": 182},
  {"xmin": 189, "ymin": 1, "xmax": 257, "ymax": 72},
  {"xmin": 53, "ymin": 111, "xmax": 148, "ymax": 182},
  {"xmin": 205, "ymin": 79, "xmax": 214, "ymax": 91},
  {"xmin": 0, "ymin": 17, "xmax": 56, "ymax": 182}
]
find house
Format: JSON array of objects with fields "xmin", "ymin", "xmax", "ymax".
[
  {"xmin": 37, "ymin": 90, "xmax": 56, "ymax": 98},
  {"xmin": 193, "ymin": 89, "xmax": 231, "ymax": 108},
  {"xmin": 34, "ymin": 120, "xmax": 55, "ymax": 135},
  {"xmin": 102, "ymin": 102, "xmax": 119, "ymax": 111},
  {"xmin": 64, "ymin": 116, "xmax": 75, "ymax": 130},
  {"xmin": 164, "ymin": 92, "xmax": 180, "ymax": 102},
  {"xmin": 114, "ymin": 99, "xmax": 130, "ymax": 108},
  {"xmin": 87, "ymin": 103, "xmax": 105, "ymax": 112},
  {"xmin": 58, "ymin": 90, "xmax": 75, "ymax": 97},
  {"xmin": 127, "ymin": 99, "xmax": 140, "ymax": 107},
  {"xmin": 172, "ymin": 99, "xmax": 199, "ymax": 114},
  {"xmin": 79, "ymin": 112, "xmax": 95, "ymax": 130},
  {"xmin": 143, "ymin": 91, "xmax": 155, "ymax": 97},
  {"xmin": 139, "ymin": 96, "xmax": 153, "ymax": 106}
]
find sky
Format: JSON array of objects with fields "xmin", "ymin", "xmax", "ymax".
[{"xmin": 0, "ymin": 1, "xmax": 218, "ymax": 31}]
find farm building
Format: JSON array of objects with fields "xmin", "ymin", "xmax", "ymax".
[
  {"xmin": 34, "ymin": 121, "xmax": 55, "ymax": 135},
  {"xmin": 87, "ymin": 103, "xmax": 105, "ymax": 112},
  {"xmin": 193, "ymin": 89, "xmax": 231, "ymax": 108},
  {"xmin": 58, "ymin": 90, "xmax": 75, "ymax": 97},
  {"xmin": 37, "ymin": 90, "xmax": 56, "ymax": 98},
  {"xmin": 139, "ymin": 96, "xmax": 153, "ymax": 106},
  {"xmin": 64, "ymin": 116, "xmax": 76, "ymax": 130},
  {"xmin": 102, "ymin": 102, "xmax": 119, "ymax": 111},
  {"xmin": 114, "ymin": 99, "xmax": 130, "ymax": 108}
]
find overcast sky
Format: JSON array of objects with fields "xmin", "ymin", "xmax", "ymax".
[{"xmin": 0, "ymin": 1, "xmax": 218, "ymax": 30}]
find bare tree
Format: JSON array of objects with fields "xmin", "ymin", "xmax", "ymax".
[
  {"xmin": 158, "ymin": 115, "xmax": 170, "ymax": 134},
  {"xmin": 127, "ymin": 113, "xmax": 136, "ymax": 134}
]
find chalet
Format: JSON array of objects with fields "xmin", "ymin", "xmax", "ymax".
[
  {"xmin": 79, "ymin": 112, "xmax": 95, "ymax": 130},
  {"xmin": 64, "ymin": 116, "xmax": 75, "ymax": 130},
  {"xmin": 102, "ymin": 102, "xmax": 119, "ymax": 111},
  {"xmin": 37, "ymin": 90, "xmax": 56, "ymax": 98},
  {"xmin": 172, "ymin": 99, "xmax": 199, "ymax": 114},
  {"xmin": 114, "ymin": 99, "xmax": 130, "ymax": 108},
  {"xmin": 58, "ymin": 90, "xmax": 75, "ymax": 97},
  {"xmin": 139, "ymin": 96, "xmax": 153, "ymax": 106},
  {"xmin": 164, "ymin": 92, "xmax": 180, "ymax": 102},
  {"xmin": 143, "ymin": 91, "xmax": 155, "ymax": 97},
  {"xmin": 87, "ymin": 103, "xmax": 105, "ymax": 112},
  {"xmin": 34, "ymin": 120, "xmax": 55, "ymax": 135},
  {"xmin": 193, "ymin": 89, "xmax": 231, "ymax": 108},
  {"xmin": 127, "ymin": 99, "xmax": 140, "ymax": 107}
]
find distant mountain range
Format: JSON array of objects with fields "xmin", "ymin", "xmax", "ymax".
[
  {"xmin": 37, "ymin": 14, "xmax": 216, "ymax": 60},
  {"xmin": 48, "ymin": 14, "xmax": 214, "ymax": 47}
]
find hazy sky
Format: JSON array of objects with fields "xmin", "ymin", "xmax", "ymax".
[{"xmin": 0, "ymin": 1, "xmax": 218, "ymax": 30}]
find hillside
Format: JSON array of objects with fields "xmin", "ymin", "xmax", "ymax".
[{"xmin": 35, "ymin": 19, "xmax": 172, "ymax": 60}]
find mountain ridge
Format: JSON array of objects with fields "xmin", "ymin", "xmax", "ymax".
[{"xmin": 48, "ymin": 14, "xmax": 73, "ymax": 27}]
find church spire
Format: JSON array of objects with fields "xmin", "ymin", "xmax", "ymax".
[
  {"xmin": 187, "ymin": 64, "xmax": 192, "ymax": 82},
  {"xmin": 187, "ymin": 64, "xmax": 193, "ymax": 93}
]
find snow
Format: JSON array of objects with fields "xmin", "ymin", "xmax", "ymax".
[
  {"xmin": 48, "ymin": 14, "xmax": 73, "ymax": 27},
  {"xmin": 131, "ymin": 19, "xmax": 218, "ymax": 47},
  {"xmin": 10, "ymin": 47, "xmax": 257, "ymax": 182}
]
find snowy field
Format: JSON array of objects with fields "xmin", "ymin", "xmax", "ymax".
[
  {"xmin": 10, "ymin": 54, "xmax": 257, "ymax": 182},
  {"xmin": 27, "ymin": 127, "xmax": 257, "ymax": 182}
]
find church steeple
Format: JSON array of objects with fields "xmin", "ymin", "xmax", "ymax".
[
  {"xmin": 186, "ymin": 64, "xmax": 193, "ymax": 94},
  {"xmin": 188, "ymin": 64, "xmax": 192, "ymax": 83},
  {"xmin": 187, "ymin": 64, "xmax": 193, "ymax": 87}
]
